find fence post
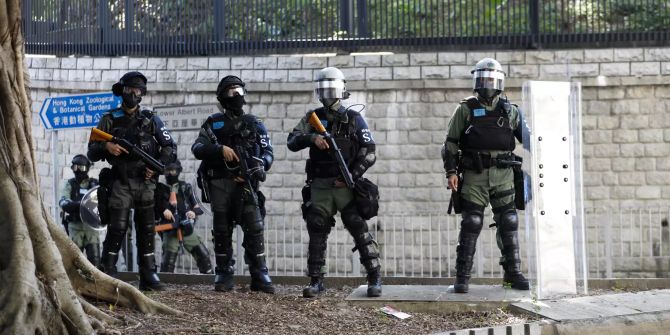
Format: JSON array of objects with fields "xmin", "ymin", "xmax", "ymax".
[
  {"xmin": 124, "ymin": 0, "xmax": 133, "ymax": 44},
  {"xmin": 356, "ymin": 0, "xmax": 369, "ymax": 38},
  {"xmin": 97, "ymin": 0, "xmax": 110, "ymax": 50},
  {"xmin": 605, "ymin": 208, "xmax": 613, "ymax": 278},
  {"xmin": 340, "ymin": 0, "xmax": 354, "ymax": 37},
  {"xmin": 529, "ymin": 0, "xmax": 540, "ymax": 48},
  {"xmin": 214, "ymin": 0, "xmax": 226, "ymax": 42}
]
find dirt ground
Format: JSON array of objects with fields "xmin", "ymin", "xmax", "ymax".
[{"xmin": 97, "ymin": 283, "xmax": 534, "ymax": 335}]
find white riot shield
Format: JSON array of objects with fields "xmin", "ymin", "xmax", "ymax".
[{"xmin": 522, "ymin": 81, "xmax": 586, "ymax": 299}]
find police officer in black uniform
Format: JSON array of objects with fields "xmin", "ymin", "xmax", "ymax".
[
  {"xmin": 88, "ymin": 71, "xmax": 176, "ymax": 291},
  {"xmin": 59, "ymin": 154, "xmax": 100, "ymax": 267},
  {"xmin": 191, "ymin": 75, "xmax": 274, "ymax": 293}
]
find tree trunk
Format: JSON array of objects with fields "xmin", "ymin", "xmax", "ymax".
[{"xmin": 0, "ymin": 1, "xmax": 178, "ymax": 333}]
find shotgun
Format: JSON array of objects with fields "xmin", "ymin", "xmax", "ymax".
[
  {"xmin": 89, "ymin": 127, "xmax": 164, "ymax": 174},
  {"xmin": 307, "ymin": 111, "xmax": 355, "ymax": 189}
]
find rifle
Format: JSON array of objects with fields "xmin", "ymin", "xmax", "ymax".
[
  {"xmin": 154, "ymin": 191, "xmax": 186, "ymax": 253},
  {"xmin": 306, "ymin": 111, "xmax": 355, "ymax": 189},
  {"xmin": 234, "ymin": 142, "xmax": 262, "ymax": 208},
  {"xmin": 89, "ymin": 128, "xmax": 165, "ymax": 174}
]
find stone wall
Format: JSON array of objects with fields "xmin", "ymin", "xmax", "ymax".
[{"xmin": 27, "ymin": 47, "xmax": 670, "ymax": 277}]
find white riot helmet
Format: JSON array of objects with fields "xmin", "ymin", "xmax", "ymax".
[
  {"xmin": 315, "ymin": 67, "xmax": 350, "ymax": 108},
  {"xmin": 471, "ymin": 58, "xmax": 505, "ymax": 103}
]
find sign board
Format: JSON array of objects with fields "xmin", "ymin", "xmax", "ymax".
[
  {"xmin": 39, "ymin": 92, "xmax": 121, "ymax": 130},
  {"xmin": 153, "ymin": 104, "xmax": 220, "ymax": 131}
]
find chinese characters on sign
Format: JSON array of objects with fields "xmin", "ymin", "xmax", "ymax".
[{"xmin": 153, "ymin": 104, "xmax": 221, "ymax": 131}]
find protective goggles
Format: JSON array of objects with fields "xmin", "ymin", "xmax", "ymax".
[
  {"xmin": 165, "ymin": 169, "xmax": 180, "ymax": 176},
  {"xmin": 314, "ymin": 79, "xmax": 346, "ymax": 99},
  {"xmin": 223, "ymin": 86, "xmax": 246, "ymax": 97},
  {"xmin": 123, "ymin": 86, "xmax": 145, "ymax": 96},
  {"xmin": 473, "ymin": 69, "xmax": 505, "ymax": 91},
  {"xmin": 72, "ymin": 164, "xmax": 89, "ymax": 172}
]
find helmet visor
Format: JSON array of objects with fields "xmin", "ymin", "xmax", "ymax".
[
  {"xmin": 72, "ymin": 164, "xmax": 89, "ymax": 172},
  {"xmin": 314, "ymin": 79, "xmax": 346, "ymax": 99},
  {"xmin": 223, "ymin": 86, "xmax": 245, "ymax": 98},
  {"xmin": 473, "ymin": 69, "xmax": 505, "ymax": 91}
]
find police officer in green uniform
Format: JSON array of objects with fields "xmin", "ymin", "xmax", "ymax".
[
  {"xmin": 59, "ymin": 154, "xmax": 100, "ymax": 267},
  {"xmin": 88, "ymin": 71, "xmax": 176, "ymax": 291},
  {"xmin": 191, "ymin": 75, "xmax": 274, "ymax": 293},
  {"xmin": 442, "ymin": 58, "xmax": 529, "ymax": 293},
  {"xmin": 156, "ymin": 160, "xmax": 212, "ymax": 274},
  {"xmin": 287, "ymin": 67, "xmax": 382, "ymax": 298}
]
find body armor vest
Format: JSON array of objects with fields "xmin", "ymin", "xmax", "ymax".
[
  {"xmin": 308, "ymin": 107, "xmax": 359, "ymax": 178},
  {"xmin": 107, "ymin": 108, "xmax": 160, "ymax": 174},
  {"xmin": 69, "ymin": 178, "xmax": 99, "ymax": 202},
  {"xmin": 202, "ymin": 112, "xmax": 261, "ymax": 178},
  {"xmin": 459, "ymin": 97, "xmax": 516, "ymax": 152}
]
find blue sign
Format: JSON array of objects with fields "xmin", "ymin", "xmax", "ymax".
[{"xmin": 39, "ymin": 92, "xmax": 121, "ymax": 130}]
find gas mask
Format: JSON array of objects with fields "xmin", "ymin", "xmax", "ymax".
[
  {"xmin": 74, "ymin": 171, "xmax": 88, "ymax": 182},
  {"xmin": 319, "ymin": 98, "xmax": 341, "ymax": 111},
  {"xmin": 220, "ymin": 95, "xmax": 246, "ymax": 116},
  {"xmin": 166, "ymin": 174, "xmax": 179, "ymax": 185},
  {"xmin": 122, "ymin": 86, "xmax": 144, "ymax": 109}
]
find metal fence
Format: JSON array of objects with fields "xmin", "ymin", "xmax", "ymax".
[
  {"xmin": 111, "ymin": 206, "xmax": 670, "ymax": 280},
  {"xmin": 23, "ymin": 0, "xmax": 670, "ymax": 56}
]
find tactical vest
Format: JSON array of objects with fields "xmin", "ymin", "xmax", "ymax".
[
  {"xmin": 68, "ymin": 178, "xmax": 99, "ymax": 202},
  {"xmin": 458, "ymin": 97, "xmax": 516, "ymax": 152},
  {"xmin": 308, "ymin": 107, "xmax": 359, "ymax": 179},
  {"xmin": 201, "ymin": 112, "xmax": 261, "ymax": 178},
  {"xmin": 107, "ymin": 108, "xmax": 160, "ymax": 175}
]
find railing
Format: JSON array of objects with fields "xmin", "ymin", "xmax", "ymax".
[
  {"xmin": 112, "ymin": 206, "xmax": 670, "ymax": 279},
  {"xmin": 23, "ymin": 0, "xmax": 670, "ymax": 57}
]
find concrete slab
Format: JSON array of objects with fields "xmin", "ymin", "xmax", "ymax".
[
  {"xmin": 346, "ymin": 285, "xmax": 533, "ymax": 313},
  {"xmin": 511, "ymin": 289, "xmax": 670, "ymax": 322}
]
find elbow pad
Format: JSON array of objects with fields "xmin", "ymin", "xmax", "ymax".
[{"xmin": 351, "ymin": 146, "xmax": 376, "ymax": 180}]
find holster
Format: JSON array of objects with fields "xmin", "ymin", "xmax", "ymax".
[
  {"xmin": 447, "ymin": 175, "xmax": 463, "ymax": 214},
  {"xmin": 513, "ymin": 154, "xmax": 525, "ymax": 210},
  {"xmin": 97, "ymin": 168, "xmax": 113, "ymax": 226},
  {"xmin": 300, "ymin": 183, "xmax": 311, "ymax": 220},
  {"xmin": 196, "ymin": 165, "xmax": 211, "ymax": 203}
]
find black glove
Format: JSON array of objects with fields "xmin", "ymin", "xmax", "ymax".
[{"xmin": 62, "ymin": 201, "xmax": 80, "ymax": 215}]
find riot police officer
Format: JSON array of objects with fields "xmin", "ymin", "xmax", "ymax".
[
  {"xmin": 441, "ymin": 58, "xmax": 529, "ymax": 293},
  {"xmin": 156, "ymin": 160, "xmax": 212, "ymax": 274},
  {"xmin": 59, "ymin": 154, "xmax": 100, "ymax": 267},
  {"xmin": 191, "ymin": 75, "xmax": 274, "ymax": 293},
  {"xmin": 88, "ymin": 71, "xmax": 176, "ymax": 291},
  {"xmin": 287, "ymin": 67, "xmax": 381, "ymax": 298}
]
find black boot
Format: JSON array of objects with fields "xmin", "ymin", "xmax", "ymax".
[
  {"xmin": 366, "ymin": 269, "xmax": 382, "ymax": 297},
  {"xmin": 498, "ymin": 209, "xmax": 530, "ymax": 291},
  {"xmin": 454, "ymin": 232, "xmax": 479, "ymax": 294},
  {"xmin": 191, "ymin": 243, "xmax": 213, "ymax": 274},
  {"xmin": 248, "ymin": 254, "xmax": 274, "ymax": 294},
  {"xmin": 139, "ymin": 254, "xmax": 165, "ymax": 291},
  {"xmin": 161, "ymin": 251, "xmax": 178, "ymax": 273},
  {"xmin": 99, "ymin": 251, "xmax": 119, "ymax": 278},
  {"xmin": 85, "ymin": 243, "xmax": 101, "ymax": 268},
  {"xmin": 302, "ymin": 275, "xmax": 325, "ymax": 298},
  {"xmin": 214, "ymin": 256, "xmax": 235, "ymax": 292}
]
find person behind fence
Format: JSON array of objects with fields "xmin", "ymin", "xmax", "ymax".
[
  {"xmin": 441, "ymin": 58, "xmax": 529, "ymax": 293},
  {"xmin": 155, "ymin": 160, "xmax": 212, "ymax": 274},
  {"xmin": 87, "ymin": 71, "xmax": 177, "ymax": 291},
  {"xmin": 59, "ymin": 154, "xmax": 101, "ymax": 267},
  {"xmin": 287, "ymin": 67, "xmax": 382, "ymax": 298},
  {"xmin": 191, "ymin": 75, "xmax": 274, "ymax": 293}
]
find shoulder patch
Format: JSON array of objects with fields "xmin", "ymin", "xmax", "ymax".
[
  {"xmin": 212, "ymin": 121, "xmax": 225, "ymax": 129},
  {"xmin": 111, "ymin": 110, "xmax": 125, "ymax": 118},
  {"xmin": 473, "ymin": 108, "xmax": 486, "ymax": 117}
]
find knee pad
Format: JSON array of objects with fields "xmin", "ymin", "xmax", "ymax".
[
  {"xmin": 498, "ymin": 209, "xmax": 519, "ymax": 233},
  {"xmin": 461, "ymin": 210, "xmax": 484, "ymax": 235},
  {"xmin": 212, "ymin": 211, "xmax": 233, "ymax": 255},
  {"xmin": 108, "ymin": 208, "xmax": 130, "ymax": 231},
  {"xmin": 305, "ymin": 208, "xmax": 332, "ymax": 235}
]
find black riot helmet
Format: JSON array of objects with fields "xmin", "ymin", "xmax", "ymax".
[
  {"xmin": 216, "ymin": 75, "xmax": 246, "ymax": 99},
  {"xmin": 216, "ymin": 75, "xmax": 247, "ymax": 116},
  {"xmin": 112, "ymin": 71, "xmax": 147, "ymax": 96},
  {"xmin": 165, "ymin": 160, "xmax": 182, "ymax": 184},
  {"xmin": 71, "ymin": 154, "xmax": 92, "ymax": 171}
]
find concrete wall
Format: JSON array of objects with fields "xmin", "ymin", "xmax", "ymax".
[{"xmin": 27, "ymin": 47, "xmax": 670, "ymax": 277}]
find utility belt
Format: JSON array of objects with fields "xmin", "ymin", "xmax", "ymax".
[
  {"xmin": 201, "ymin": 167, "xmax": 235, "ymax": 180},
  {"xmin": 460, "ymin": 151, "xmax": 519, "ymax": 173},
  {"xmin": 306, "ymin": 159, "xmax": 342, "ymax": 179},
  {"xmin": 111, "ymin": 164, "xmax": 149, "ymax": 181}
]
